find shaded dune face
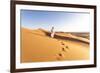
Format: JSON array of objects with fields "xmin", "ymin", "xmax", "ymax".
[{"xmin": 21, "ymin": 28, "xmax": 90, "ymax": 63}]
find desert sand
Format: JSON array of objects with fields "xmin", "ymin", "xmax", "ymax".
[{"xmin": 21, "ymin": 27, "xmax": 90, "ymax": 63}]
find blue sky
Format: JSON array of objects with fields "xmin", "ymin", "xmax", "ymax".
[{"xmin": 21, "ymin": 9, "xmax": 90, "ymax": 32}]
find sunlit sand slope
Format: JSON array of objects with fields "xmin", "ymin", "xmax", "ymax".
[{"xmin": 21, "ymin": 28, "xmax": 90, "ymax": 63}]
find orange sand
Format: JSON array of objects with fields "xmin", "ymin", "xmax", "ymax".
[{"xmin": 21, "ymin": 28, "xmax": 90, "ymax": 63}]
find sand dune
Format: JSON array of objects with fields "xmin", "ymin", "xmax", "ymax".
[{"xmin": 21, "ymin": 27, "xmax": 90, "ymax": 63}]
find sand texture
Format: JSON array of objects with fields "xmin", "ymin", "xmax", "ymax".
[{"xmin": 21, "ymin": 28, "xmax": 90, "ymax": 63}]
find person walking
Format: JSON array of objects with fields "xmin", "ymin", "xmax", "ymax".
[{"xmin": 50, "ymin": 26, "xmax": 55, "ymax": 38}]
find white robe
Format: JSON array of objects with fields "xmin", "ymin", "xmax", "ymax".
[{"xmin": 51, "ymin": 31, "xmax": 55, "ymax": 38}]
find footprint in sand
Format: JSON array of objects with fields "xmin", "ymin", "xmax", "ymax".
[
  {"xmin": 61, "ymin": 46, "xmax": 69, "ymax": 52},
  {"xmin": 56, "ymin": 53, "xmax": 64, "ymax": 60},
  {"xmin": 58, "ymin": 53, "xmax": 63, "ymax": 57},
  {"xmin": 60, "ymin": 41, "xmax": 70, "ymax": 51},
  {"xmin": 61, "ymin": 42, "xmax": 65, "ymax": 45},
  {"xmin": 62, "ymin": 48, "xmax": 66, "ymax": 52},
  {"xmin": 66, "ymin": 46, "xmax": 69, "ymax": 49}
]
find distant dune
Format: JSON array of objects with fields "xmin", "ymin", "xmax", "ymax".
[{"xmin": 21, "ymin": 27, "xmax": 90, "ymax": 63}]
